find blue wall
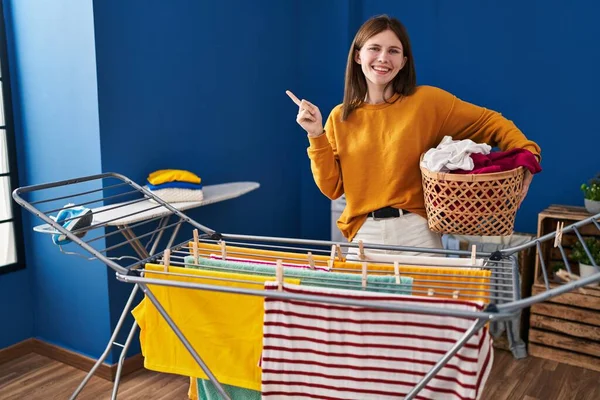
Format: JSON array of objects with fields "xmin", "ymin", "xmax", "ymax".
[
  {"xmin": 2, "ymin": 0, "xmax": 599, "ymax": 363},
  {"xmin": 93, "ymin": 0, "xmax": 301, "ymax": 238},
  {"xmin": 0, "ymin": 268, "xmax": 32, "ymax": 348},
  {"xmin": 4, "ymin": 0, "xmax": 113, "ymax": 359}
]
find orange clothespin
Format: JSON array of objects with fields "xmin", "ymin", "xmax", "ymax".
[
  {"xmin": 163, "ymin": 249, "xmax": 170, "ymax": 272},
  {"xmin": 554, "ymin": 222, "xmax": 564, "ymax": 248},
  {"xmin": 276, "ymin": 259, "xmax": 284, "ymax": 292},
  {"xmin": 394, "ymin": 261, "xmax": 400, "ymax": 285},
  {"xmin": 307, "ymin": 252, "xmax": 315, "ymax": 270},
  {"xmin": 362, "ymin": 261, "xmax": 368, "ymax": 289},
  {"xmin": 193, "ymin": 229, "xmax": 199, "ymax": 264},
  {"xmin": 358, "ymin": 240, "xmax": 365, "ymax": 260},
  {"xmin": 220, "ymin": 240, "xmax": 227, "ymax": 260}
]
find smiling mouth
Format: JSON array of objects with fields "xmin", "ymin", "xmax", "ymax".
[{"xmin": 372, "ymin": 65, "xmax": 392, "ymax": 74}]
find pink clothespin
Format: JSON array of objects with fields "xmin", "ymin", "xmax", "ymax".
[
  {"xmin": 163, "ymin": 249, "xmax": 170, "ymax": 272},
  {"xmin": 192, "ymin": 229, "xmax": 199, "ymax": 264},
  {"xmin": 336, "ymin": 244, "xmax": 344, "ymax": 261},
  {"xmin": 394, "ymin": 261, "xmax": 400, "ymax": 285},
  {"xmin": 362, "ymin": 261, "xmax": 368, "ymax": 289},
  {"xmin": 358, "ymin": 240, "xmax": 365, "ymax": 260},
  {"xmin": 307, "ymin": 252, "xmax": 315, "ymax": 270},
  {"xmin": 220, "ymin": 240, "xmax": 227, "ymax": 260},
  {"xmin": 554, "ymin": 222, "xmax": 564, "ymax": 248},
  {"xmin": 276, "ymin": 259, "xmax": 284, "ymax": 292}
]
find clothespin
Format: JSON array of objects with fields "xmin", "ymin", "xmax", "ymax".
[
  {"xmin": 307, "ymin": 252, "xmax": 315, "ymax": 270},
  {"xmin": 163, "ymin": 249, "xmax": 170, "ymax": 272},
  {"xmin": 556, "ymin": 268, "xmax": 587, "ymax": 294},
  {"xmin": 276, "ymin": 259, "xmax": 284, "ymax": 292},
  {"xmin": 394, "ymin": 261, "xmax": 400, "ymax": 285},
  {"xmin": 471, "ymin": 244, "xmax": 477, "ymax": 265},
  {"xmin": 452, "ymin": 290, "xmax": 460, "ymax": 299},
  {"xmin": 220, "ymin": 240, "xmax": 227, "ymax": 260},
  {"xmin": 554, "ymin": 222, "xmax": 564, "ymax": 248},
  {"xmin": 428, "ymin": 288, "xmax": 435, "ymax": 297},
  {"xmin": 193, "ymin": 229, "xmax": 199, "ymax": 264},
  {"xmin": 362, "ymin": 261, "xmax": 368, "ymax": 289},
  {"xmin": 358, "ymin": 240, "xmax": 365, "ymax": 260},
  {"xmin": 330, "ymin": 245, "xmax": 336, "ymax": 262},
  {"xmin": 336, "ymin": 244, "xmax": 344, "ymax": 261},
  {"xmin": 327, "ymin": 259, "xmax": 333, "ymax": 270}
]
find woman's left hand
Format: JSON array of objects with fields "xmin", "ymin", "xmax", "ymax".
[{"xmin": 518, "ymin": 170, "xmax": 533, "ymax": 208}]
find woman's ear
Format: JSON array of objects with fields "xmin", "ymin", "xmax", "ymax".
[
  {"xmin": 400, "ymin": 56, "xmax": 407, "ymax": 69},
  {"xmin": 354, "ymin": 49, "xmax": 361, "ymax": 64}
]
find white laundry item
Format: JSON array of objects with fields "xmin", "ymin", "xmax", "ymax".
[
  {"xmin": 359, "ymin": 251, "xmax": 484, "ymax": 267},
  {"xmin": 421, "ymin": 136, "xmax": 491, "ymax": 172},
  {"xmin": 145, "ymin": 186, "xmax": 204, "ymax": 203}
]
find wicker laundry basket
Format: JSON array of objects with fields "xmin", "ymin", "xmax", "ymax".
[{"xmin": 420, "ymin": 164, "xmax": 525, "ymax": 236}]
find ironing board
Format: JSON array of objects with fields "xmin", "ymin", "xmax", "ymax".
[{"xmin": 33, "ymin": 181, "xmax": 260, "ymax": 259}]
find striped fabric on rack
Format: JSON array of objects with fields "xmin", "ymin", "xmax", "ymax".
[
  {"xmin": 188, "ymin": 242, "xmax": 336, "ymax": 268},
  {"xmin": 261, "ymin": 282, "xmax": 492, "ymax": 400},
  {"xmin": 208, "ymin": 254, "xmax": 331, "ymax": 271}
]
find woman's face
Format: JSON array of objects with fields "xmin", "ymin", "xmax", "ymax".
[{"xmin": 355, "ymin": 29, "xmax": 407, "ymax": 90}]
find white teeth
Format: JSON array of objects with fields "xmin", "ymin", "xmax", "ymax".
[{"xmin": 373, "ymin": 66, "xmax": 390, "ymax": 72}]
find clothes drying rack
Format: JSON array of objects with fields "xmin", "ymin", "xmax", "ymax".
[{"xmin": 12, "ymin": 172, "xmax": 600, "ymax": 400}]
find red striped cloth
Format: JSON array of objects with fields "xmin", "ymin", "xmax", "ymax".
[{"xmin": 261, "ymin": 283, "xmax": 492, "ymax": 400}]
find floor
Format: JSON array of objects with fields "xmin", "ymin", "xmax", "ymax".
[{"xmin": 1, "ymin": 349, "xmax": 599, "ymax": 399}]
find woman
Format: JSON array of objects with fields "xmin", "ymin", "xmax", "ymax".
[{"xmin": 287, "ymin": 15, "xmax": 541, "ymax": 256}]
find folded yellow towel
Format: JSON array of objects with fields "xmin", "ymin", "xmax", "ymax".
[{"xmin": 147, "ymin": 169, "xmax": 201, "ymax": 185}]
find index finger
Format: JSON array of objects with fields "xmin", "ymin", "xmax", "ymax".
[{"xmin": 285, "ymin": 90, "xmax": 302, "ymax": 107}]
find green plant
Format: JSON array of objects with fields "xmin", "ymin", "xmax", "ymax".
[
  {"xmin": 581, "ymin": 174, "xmax": 600, "ymax": 201},
  {"xmin": 570, "ymin": 237, "xmax": 600, "ymax": 265},
  {"xmin": 551, "ymin": 262, "xmax": 565, "ymax": 273}
]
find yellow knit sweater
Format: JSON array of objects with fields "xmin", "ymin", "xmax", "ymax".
[{"xmin": 307, "ymin": 85, "xmax": 541, "ymax": 241}]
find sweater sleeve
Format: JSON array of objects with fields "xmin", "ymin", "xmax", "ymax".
[
  {"xmin": 438, "ymin": 95, "xmax": 541, "ymax": 160},
  {"xmin": 306, "ymin": 111, "xmax": 344, "ymax": 200}
]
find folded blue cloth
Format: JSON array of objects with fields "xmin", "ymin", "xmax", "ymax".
[
  {"xmin": 50, "ymin": 204, "xmax": 93, "ymax": 245},
  {"xmin": 147, "ymin": 181, "xmax": 203, "ymax": 190},
  {"xmin": 184, "ymin": 256, "xmax": 413, "ymax": 295}
]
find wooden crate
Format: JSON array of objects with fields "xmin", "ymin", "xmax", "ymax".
[
  {"xmin": 534, "ymin": 204, "xmax": 599, "ymax": 284},
  {"xmin": 529, "ymin": 205, "xmax": 600, "ymax": 371}
]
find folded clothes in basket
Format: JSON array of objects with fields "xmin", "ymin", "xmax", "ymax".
[
  {"xmin": 50, "ymin": 204, "xmax": 93, "ymax": 246},
  {"xmin": 455, "ymin": 148, "xmax": 542, "ymax": 175}
]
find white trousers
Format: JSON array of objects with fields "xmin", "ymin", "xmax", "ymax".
[{"xmin": 348, "ymin": 213, "xmax": 443, "ymax": 258}]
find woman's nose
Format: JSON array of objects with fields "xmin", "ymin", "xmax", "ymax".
[{"xmin": 377, "ymin": 52, "xmax": 389, "ymax": 63}]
